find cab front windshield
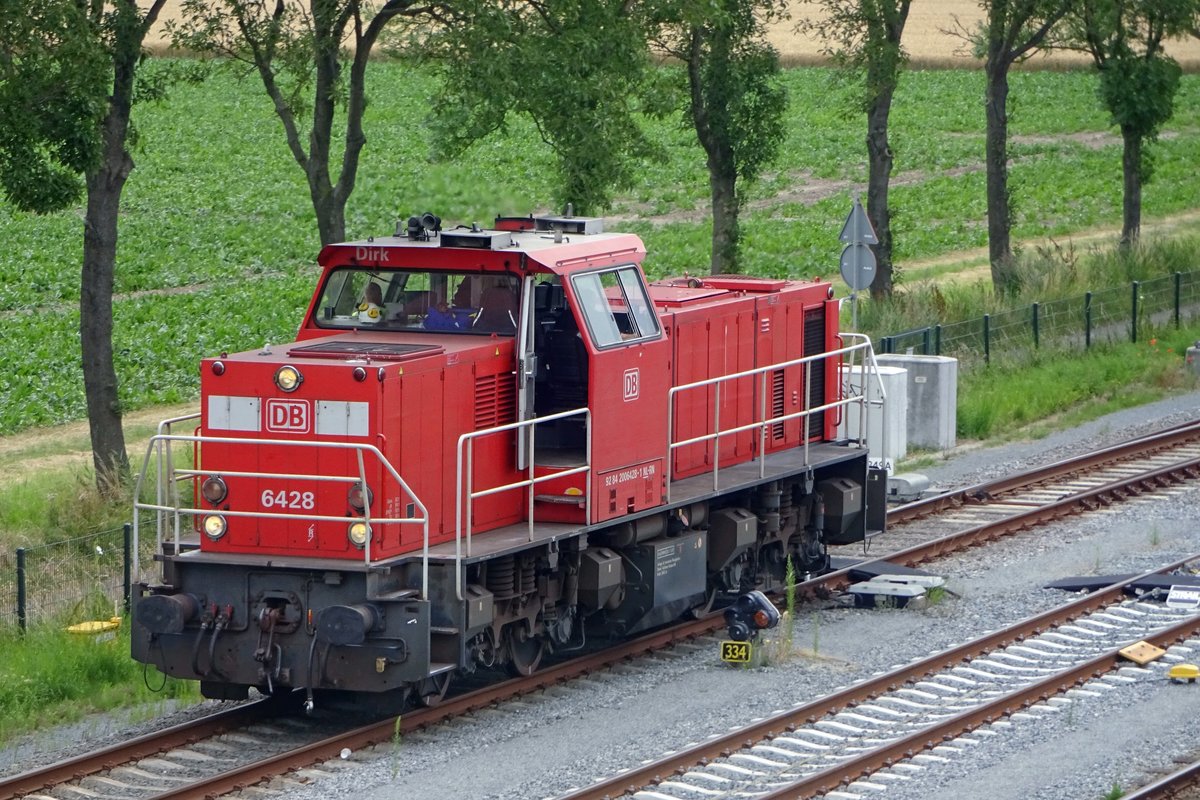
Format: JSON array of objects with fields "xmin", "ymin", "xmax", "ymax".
[{"xmin": 316, "ymin": 268, "xmax": 521, "ymax": 335}]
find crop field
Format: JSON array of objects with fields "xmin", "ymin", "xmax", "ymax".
[
  {"xmin": 0, "ymin": 61, "xmax": 1198, "ymax": 436},
  {"xmin": 146, "ymin": 1, "xmax": 1200, "ymax": 67}
]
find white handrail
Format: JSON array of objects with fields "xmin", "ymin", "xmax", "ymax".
[
  {"xmin": 454, "ymin": 406, "xmax": 592, "ymax": 601},
  {"xmin": 131, "ymin": 431, "xmax": 431, "ymax": 597},
  {"xmin": 665, "ymin": 334, "xmax": 884, "ymax": 500}
]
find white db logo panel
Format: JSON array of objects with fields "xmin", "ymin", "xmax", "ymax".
[
  {"xmin": 623, "ymin": 368, "xmax": 640, "ymax": 402},
  {"xmin": 266, "ymin": 399, "xmax": 311, "ymax": 433}
]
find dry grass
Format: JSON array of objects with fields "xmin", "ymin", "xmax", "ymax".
[
  {"xmin": 146, "ymin": 0, "xmax": 1200, "ymax": 69},
  {"xmin": 775, "ymin": 1, "xmax": 1200, "ymax": 68}
]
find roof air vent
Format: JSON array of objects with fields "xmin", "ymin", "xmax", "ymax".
[
  {"xmin": 441, "ymin": 228, "xmax": 512, "ymax": 249},
  {"xmin": 533, "ymin": 215, "xmax": 604, "ymax": 235}
]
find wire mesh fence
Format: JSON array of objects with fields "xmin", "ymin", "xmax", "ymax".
[
  {"xmin": 878, "ymin": 271, "xmax": 1200, "ymax": 364},
  {"xmin": 1, "ymin": 525, "xmax": 137, "ymax": 631}
]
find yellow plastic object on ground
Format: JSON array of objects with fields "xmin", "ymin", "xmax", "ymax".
[
  {"xmin": 66, "ymin": 616, "xmax": 122, "ymax": 635},
  {"xmin": 1168, "ymin": 663, "xmax": 1200, "ymax": 683}
]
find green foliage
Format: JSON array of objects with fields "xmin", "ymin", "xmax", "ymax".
[
  {"xmin": 0, "ymin": 0, "xmax": 109, "ymax": 212},
  {"xmin": 956, "ymin": 332, "xmax": 1199, "ymax": 440},
  {"xmin": 858, "ymin": 231, "xmax": 1200, "ymax": 338},
  {"xmin": 172, "ymin": 0, "xmax": 419, "ymax": 244},
  {"xmin": 779, "ymin": 554, "xmax": 797, "ymax": 655},
  {"xmin": 0, "ymin": 470, "xmax": 133, "ymax": 547},
  {"xmin": 1068, "ymin": 0, "xmax": 1194, "ymax": 240},
  {"xmin": 1098, "ymin": 55, "xmax": 1181, "ymax": 182},
  {"xmin": 0, "ymin": 623, "xmax": 197, "ymax": 744},
  {"xmin": 416, "ymin": 0, "xmax": 667, "ymax": 214},
  {"xmin": 1099, "ymin": 55, "xmax": 1182, "ymax": 142},
  {"xmin": 667, "ymin": 0, "xmax": 788, "ymax": 183},
  {"xmin": 0, "ymin": 65, "xmax": 1199, "ymax": 437},
  {"xmin": 797, "ymin": 0, "xmax": 912, "ymax": 111},
  {"xmin": 654, "ymin": 0, "xmax": 788, "ymax": 272},
  {"xmin": 172, "ymin": 1, "xmax": 310, "ymax": 109}
]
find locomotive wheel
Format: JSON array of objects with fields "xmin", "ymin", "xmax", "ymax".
[
  {"xmin": 506, "ymin": 633, "xmax": 546, "ymax": 677},
  {"xmin": 415, "ymin": 673, "xmax": 450, "ymax": 707}
]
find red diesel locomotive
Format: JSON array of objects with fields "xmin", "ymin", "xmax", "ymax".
[{"xmin": 131, "ymin": 213, "xmax": 884, "ymax": 707}]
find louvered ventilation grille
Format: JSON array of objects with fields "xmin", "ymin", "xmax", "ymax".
[
  {"xmin": 474, "ymin": 374, "xmax": 517, "ymax": 429},
  {"xmin": 803, "ymin": 308, "xmax": 826, "ymax": 438},
  {"xmin": 771, "ymin": 369, "xmax": 785, "ymax": 440}
]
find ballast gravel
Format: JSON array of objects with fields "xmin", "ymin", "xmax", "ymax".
[{"xmin": 4, "ymin": 391, "xmax": 1200, "ymax": 800}]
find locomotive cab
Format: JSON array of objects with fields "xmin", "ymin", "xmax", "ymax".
[{"xmin": 131, "ymin": 213, "xmax": 885, "ymax": 705}]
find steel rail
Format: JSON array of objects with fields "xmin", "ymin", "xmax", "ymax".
[
  {"xmin": 888, "ymin": 419, "xmax": 1200, "ymax": 525},
  {"xmin": 557, "ymin": 554, "xmax": 1200, "ymax": 800},
  {"xmin": 1121, "ymin": 759, "xmax": 1200, "ymax": 800},
  {"xmin": 755, "ymin": 611, "xmax": 1200, "ymax": 800},
  {"xmin": 804, "ymin": 453, "xmax": 1200, "ymax": 608},
  {"xmin": 141, "ymin": 613, "xmax": 731, "ymax": 800},
  {"xmin": 103, "ymin": 452, "xmax": 1200, "ymax": 800},
  {"xmin": 0, "ymin": 697, "xmax": 280, "ymax": 800},
  {"xmin": 19, "ymin": 427, "xmax": 1200, "ymax": 800}
]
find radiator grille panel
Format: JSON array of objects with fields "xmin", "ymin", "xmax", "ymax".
[
  {"xmin": 771, "ymin": 369, "xmax": 785, "ymax": 440},
  {"xmin": 803, "ymin": 308, "xmax": 826, "ymax": 438},
  {"xmin": 474, "ymin": 373, "xmax": 516, "ymax": 429}
]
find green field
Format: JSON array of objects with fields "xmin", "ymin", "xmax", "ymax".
[{"xmin": 1, "ymin": 62, "xmax": 1199, "ymax": 434}]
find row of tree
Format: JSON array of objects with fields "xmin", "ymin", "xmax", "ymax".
[
  {"xmin": 811, "ymin": 0, "xmax": 1198, "ymax": 298},
  {"xmin": 0, "ymin": 0, "xmax": 1197, "ymax": 490}
]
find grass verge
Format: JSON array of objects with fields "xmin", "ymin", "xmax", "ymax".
[{"xmin": 0, "ymin": 623, "xmax": 198, "ymax": 746}]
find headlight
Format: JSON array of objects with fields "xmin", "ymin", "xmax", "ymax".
[
  {"xmin": 347, "ymin": 521, "xmax": 371, "ymax": 548},
  {"xmin": 203, "ymin": 515, "xmax": 228, "ymax": 540},
  {"xmin": 348, "ymin": 483, "xmax": 372, "ymax": 513},
  {"xmin": 201, "ymin": 476, "xmax": 228, "ymax": 505},
  {"xmin": 274, "ymin": 365, "xmax": 303, "ymax": 392}
]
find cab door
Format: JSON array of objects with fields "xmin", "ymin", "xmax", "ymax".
[{"xmin": 565, "ymin": 265, "xmax": 671, "ymax": 523}]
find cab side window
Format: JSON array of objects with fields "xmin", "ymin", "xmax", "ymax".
[{"xmin": 570, "ymin": 265, "xmax": 660, "ymax": 348}]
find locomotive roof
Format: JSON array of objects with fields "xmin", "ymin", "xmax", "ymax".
[{"xmin": 317, "ymin": 215, "xmax": 647, "ymax": 277}]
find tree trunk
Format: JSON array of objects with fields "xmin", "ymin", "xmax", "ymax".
[
  {"xmin": 984, "ymin": 59, "xmax": 1018, "ymax": 293},
  {"xmin": 865, "ymin": 87, "xmax": 896, "ymax": 300},
  {"xmin": 684, "ymin": 25, "xmax": 741, "ymax": 276},
  {"xmin": 309, "ymin": 19, "xmax": 344, "ymax": 247},
  {"xmin": 1120, "ymin": 124, "xmax": 1142, "ymax": 247},
  {"xmin": 310, "ymin": 174, "xmax": 346, "ymax": 246},
  {"xmin": 710, "ymin": 165, "xmax": 740, "ymax": 275},
  {"xmin": 81, "ymin": 96, "xmax": 134, "ymax": 493}
]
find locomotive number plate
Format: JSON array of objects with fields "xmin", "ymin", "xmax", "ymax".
[
  {"xmin": 260, "ymin": 489, "xmax": 316, "ymax": 510},
  {"xmin": 720, "ymin": 641, "xmax": 751, "ymax": 663}
]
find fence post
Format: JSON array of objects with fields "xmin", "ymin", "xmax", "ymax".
[
  {"xmin": 922, "ymin": 327, "xmax": 931, "ymax": 355},
  {"xmin": 16, "ymin": 547, "xmax": 26, "ymax": 633},
  {"xmin": 123, "ymin": 522, "xmax": 132, "ymax": 615},
  {"xmin": 1085, "ymin": 291, "xmax": 1092, "ymax": 350},
  {"xmin": 935, "ymin": 324, "xmax": 942, "ymax": 356},
  {"xmin": 1032, "ymin": 302, "xmax": 1040, "ymax": 349},
  {"xmin": 1175, "ymin": 272, "xmax": 1182, "ymax": 328},
  {"xmin": 1131, "ymin": 280, "xmax": 1140, "ymax": 344},
  {"xmin": 983, "ymin": 314, "xmax": 991, "ymax": 365}
]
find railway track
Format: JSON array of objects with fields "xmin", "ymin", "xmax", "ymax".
[
  {"xmin": 6, "ymin": 421, "xmax": 1200, "ymax": 800},
  {"xmin": 557, "ymin": 557, "xmax": 1200, "ymax": 800},
  {"xmin": 1123, "ymin": 760, "xmax": 1200, "ymax": 799},
  {"xmin": 888, "ymin": 420, "xmax": 1200, "ymax": 528}
]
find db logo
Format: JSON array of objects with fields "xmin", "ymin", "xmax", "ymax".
[
  {"xmin": 623, "ymin": 368, "xmax": 640, "ymax": 402},
  {"xmin": 266, "ymin": 399, "xmax": 310, "ymax": 433}
]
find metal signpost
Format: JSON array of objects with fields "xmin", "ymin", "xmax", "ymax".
[{"xmin": 838, "ymin": 196, "xmax": 879, "ymax": 331}]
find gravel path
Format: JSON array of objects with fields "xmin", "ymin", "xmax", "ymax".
[{"xmin": 4, "ymin": 390, "xmax": 1200, "ymax": 800}]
